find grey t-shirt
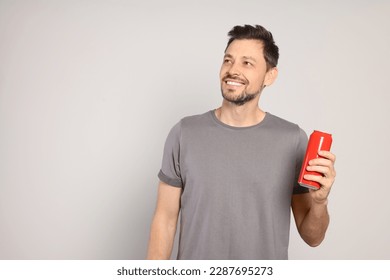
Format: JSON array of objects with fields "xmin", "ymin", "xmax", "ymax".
[{"xmin": 158, "ymin": 110, "xmax": 308, "ymax": 260}]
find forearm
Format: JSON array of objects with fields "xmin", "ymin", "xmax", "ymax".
[
  {"xmin": 147, "ymin": 214, "xmax": 177, "ymax": 259},
  {"xmin": 298, "ymin": 199, "xmax": 330, "ymax": 247}
]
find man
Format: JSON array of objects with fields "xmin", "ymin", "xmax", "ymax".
[{"xmin": 147, "ymin": 25, "xmax": 336, "ymax": 260}]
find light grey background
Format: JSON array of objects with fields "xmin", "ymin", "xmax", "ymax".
[{"xmin": 1, "ymin": 0, "xmax": 389, "ymax": 259}]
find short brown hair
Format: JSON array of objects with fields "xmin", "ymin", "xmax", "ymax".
[{"xmin": 226, "ymin": 25, "xmax": 279, "ymax": 70}]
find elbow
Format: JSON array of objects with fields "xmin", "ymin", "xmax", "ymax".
[
  {"xmin": 306, "ymin": 240, "xmax": 322, "ymax": 248},
  {"xmin": 297, "ymin": 220, "xmax": 329, "ymax": 248},
  {"xmin": 302, "ymin": 234, "xmax": 325, "ymax": 247}
]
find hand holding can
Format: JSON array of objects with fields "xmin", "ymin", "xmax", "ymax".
[{"xmin": 298, "ymin": 130, "xmax": 333, "ymax": 190}]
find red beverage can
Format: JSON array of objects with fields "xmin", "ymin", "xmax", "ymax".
[{"xmin": 298, "ymin": 130, "xmax": 333, "ymax": 190}]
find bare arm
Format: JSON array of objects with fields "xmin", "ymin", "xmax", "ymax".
[
  {"xmin": 292, "ymin": 150, "xmax": 336, "ymax": 247},
  {"xmin": 147, "ymin": 181, "xmax": 181, "ymax": 259},
  {"xmin": 292, "ymin": 193, "xmax": 329, "ymax": 246}
]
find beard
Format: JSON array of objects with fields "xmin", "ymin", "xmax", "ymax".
[
  {"xmin": 221, "ymin": 88, "xmax": 260, "ymax": 106},
  {"xmin": 220, "ymin": 73, "xmax": 263, "ymax": 106}
]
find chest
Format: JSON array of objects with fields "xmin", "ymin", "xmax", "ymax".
[{"xmin": 179, "ymin": 127, "xmax": 297, "ymax": 196}]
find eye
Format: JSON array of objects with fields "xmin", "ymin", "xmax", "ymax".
[
  {"xmin": 224, "ymin": 58, "xmax": 232, "ymax": 64},
  {"xmin": 244, "ymin": 61, "xmax": 253, "ymax": 66}
]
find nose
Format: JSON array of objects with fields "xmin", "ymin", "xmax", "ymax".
[{"xmin": 227, "ymin": 61, "xmax": 240, "ymax": 76}]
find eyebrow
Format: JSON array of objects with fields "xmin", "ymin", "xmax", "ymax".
[
  {"xmin": 243, "ymin": 56, "xmax": 257, "ymax": 62},
  {"xmin": 224, "ymin": 54, "xmax": 257, "ymax": 62}
]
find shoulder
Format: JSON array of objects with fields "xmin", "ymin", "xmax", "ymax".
[
  {"xmin": 180, "ymin": 111, "xmax": 211, "ymax": 126},
  {"xmin": 265, "ymin": 113, "xmax": 302, "ymax": 133},
  {"xmin": 265, "ymin": 113, "xmax": 308, "ymax": 146},
  {"xmin": 172, "ymin": 111, "xmax": 213, "ymax": 133},
  {"xmin": 166, "ymin": 111, "xmax": 212, "ymax": 138}
]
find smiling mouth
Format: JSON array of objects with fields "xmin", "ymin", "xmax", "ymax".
[
  {"xmin": 226, "ymin": 81, "xmax": 244, "ymax": 86},
  {"xmin": 224, "ymin": 79, "xmax": 246, "ymax": 87}
]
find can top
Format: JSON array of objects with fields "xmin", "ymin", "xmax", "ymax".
[{"xmin": 313, "ymin": 130, "xmax": 332, "ymax": 137}]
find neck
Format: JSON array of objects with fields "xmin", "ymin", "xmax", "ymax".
[{"xmin": 215, "ymin": 99, "xmax": 266, "ymax": 127}]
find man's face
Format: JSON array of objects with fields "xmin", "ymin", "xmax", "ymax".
[{"xmin": 219, "ymin": 39, "xmax": 273, "ymax": 106}]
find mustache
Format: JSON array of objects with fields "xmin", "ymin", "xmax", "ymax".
[{"xmin": 222, "ymin": 74, "xmax": 248, "ymax": 84}]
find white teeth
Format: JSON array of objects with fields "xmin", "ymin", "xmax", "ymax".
[{"xmin": 226, "ymin": 81, "xmax": 243, "ymax": 86}]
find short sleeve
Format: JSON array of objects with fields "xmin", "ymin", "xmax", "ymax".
[
  {"xmin": 158, "ymin": 121, "xmax": 183, "ymax": 188},
  {"xmin": 293, "ymin": 128, "xmax": 309, "ymax": 194}
]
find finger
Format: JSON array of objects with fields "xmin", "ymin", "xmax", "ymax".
[
  {"xmin": 307, "ymin": 168, "xmax": 336, "ymax": 182},
  {"xmin": 309, "ymin": 157, "xmax": 333, "ymax": 167},
  {"xmin": 308, "ymin": 159, "xmax": 336, "ymax": 178},
  {"xmin": 306, "ymin": 165, "xmax": 330, "ymax": 175},
  {"xmin": 318, "ymin": 150, "xmax": 336, "ymax": 162},
  {"xmin": 303, "ymin": 174, "xmax": 331, "ymax": 188},
  {"xmin": 303, "ymin": 174, "xmax": 326, "ymax": 185}
]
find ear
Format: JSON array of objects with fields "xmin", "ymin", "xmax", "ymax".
[{"xmin": 264, "ymin": 67, "xmax": 278, "ymax": 87}]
